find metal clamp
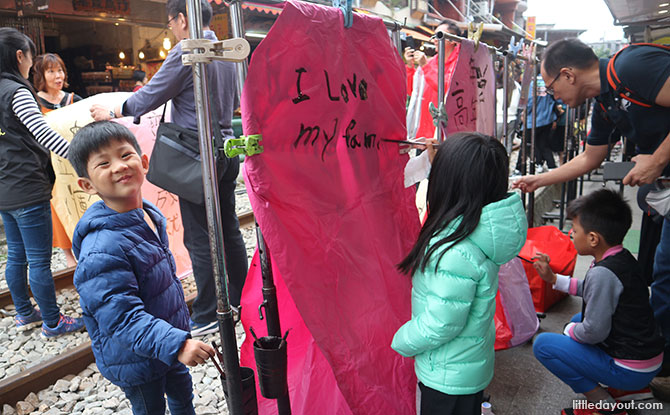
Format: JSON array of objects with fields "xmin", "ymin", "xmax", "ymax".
[
  {"xmin": 181, "ymin": 37, "xmax": 251, "ymax": 65},
  {"xmin": 507, "ymin": 36, "xmax": 523, "ymax": 59},
  {"xmin": 332, "ymin": 0, "xmax": 353, "ymax": 28},
  {"xmin": 428, "ymin": 102, "xmax": 448, "ymax": 129},
  {"xmin": 467, "ymin": 22, "xmax": 484, "ymax": 52},
  {"xmin": 224, "ymin": 134, "xmax": 263, "ymax": 158}
]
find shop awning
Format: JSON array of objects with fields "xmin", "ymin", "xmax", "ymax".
[
  {"xmin": 207, "ymin": 0, "xmax": 282, "ymax": 14},
  {"xmin": 604, "ymin": 0, "xmax": 670, "ymax": 25}
]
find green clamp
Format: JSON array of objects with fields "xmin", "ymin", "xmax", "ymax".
[
  {"xmin": 428, "ymin": 102, "xmax": 448, "ymax": 128},
  {"xmin": 224, "ymin": 135, "xmax": 263, "ymax": 158}
]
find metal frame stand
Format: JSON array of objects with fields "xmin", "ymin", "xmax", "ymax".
[
  {"xmin": 229, "ymin": 1, "xmax": 292, "ymax": 414},
  {"xmin": 436, "ymin": 31, "xmax": 446, "ymax": 142},
  {"xmin": 501, "ymin": 54, "xmax": 510, "ymax": 151},
  {"xmin": 182, "ymin": 0, "xmax": 252, "ymax": 413},
  {"xmin": 558, "ymin": 107, "xmax": 573, "ymax": 231},
  {"xmin": 527, "ymin": 62, "xmax": 537, "ymax": 227}
]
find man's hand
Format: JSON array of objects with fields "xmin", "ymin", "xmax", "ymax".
[
  {"xmin": 531, "ymin": 252, "xmax": 557, "ymax": 284},
  {"xmin": 177, "ymin": 339, "xmax": 215, "ymax": 366},
  {"xmin": 90, "ymin": 104, "xmax": 114, "ymax": 121},
  {"xmin": 511, "ymin": 174, "xmax": 543, "ymax": 193},
  {"xmin": 412, "ymin": 50, "xmax": 428, "ymax": 67},
  {"xmin": 623, "ymin": 154, "xmax": 665, "ymax": 186},
  {"xmin": 404, "ymin": 47, "xmax": 415, "ymax": 65}
]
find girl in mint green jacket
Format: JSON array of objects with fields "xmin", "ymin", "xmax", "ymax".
[{"xmin": 392, "ymin": 132, "xmax": 527, "ymax": 415}]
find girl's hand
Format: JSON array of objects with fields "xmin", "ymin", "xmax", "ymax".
[
  {"xmin": 531, "ymin": 252, "xmax": 556, "ymax": 284},
  {"xmin": 404, "ymin": 138, "xmax": 438, "ymax": 163},
  {"xmin": 424, "ymin": 138, "xmax": 438, "ymax": 163}
]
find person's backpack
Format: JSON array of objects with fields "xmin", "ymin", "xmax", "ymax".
[{"xmin": 606, "ymin": 43, "xmax": 670, "ymax": 108}]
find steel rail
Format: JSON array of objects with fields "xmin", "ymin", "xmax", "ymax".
[{"xmin": 0, "ymin": 210, "xmax": 255, "ymax": 406}]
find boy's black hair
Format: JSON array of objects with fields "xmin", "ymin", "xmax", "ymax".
[
  {"xmin": 542, "ymin": 38, "xmax": 598, "ymax": 78},
  {"xmin": 166, "ymin": 0, "xmax": 213, "ymax": 27},
  {"xmin": 68, "ymin": 121, "xmax": 142, "ymax": 179},
  {"xmin": 132, "ymin": 70, "xmax": 146, "ymax": 83},
  {"xmin": 567, "ymin": 189, "xmax": 632, "ymax": 246}
]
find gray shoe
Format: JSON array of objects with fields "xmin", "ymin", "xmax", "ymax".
[{"xmin": 650, "ymin": 376, "xmax": 670, "ymax": 402}]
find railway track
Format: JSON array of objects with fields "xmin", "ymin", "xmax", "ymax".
[{"xmin": 0, "ymin": 209, "xmax": 255, "ymax": 407}]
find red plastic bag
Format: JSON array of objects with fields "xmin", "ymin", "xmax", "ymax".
[
  {"xmin": 494, "ymin": 292, "xmax": 513, "ymax": 350},
  {"xmin": 518, "ymin": 226, "xmax": 578, "ymax": 312}
]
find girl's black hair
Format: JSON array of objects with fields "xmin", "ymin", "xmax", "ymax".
[
  {"xmin": 398, "ymin": 132, "xmax": 509, "ymax": 275},
  {"xmin": 0, "ymin": 28, "xmax": 37, "ymax": 98}
]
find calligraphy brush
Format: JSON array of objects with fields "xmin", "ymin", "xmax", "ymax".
[
  {"xmin": 380, "ymin": 138, "xmax": 428, "ymax": 145},
  {"xmin": 209, "ymin": 353, "xmax": 225, "ymax": 377},
  {"xmin": 211, "ymin": 341, "xmax": 225, "ymax": 368}
]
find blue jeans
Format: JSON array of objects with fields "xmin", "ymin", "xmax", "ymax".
[
  {"xmin": 651, "ymin": 217, "xmax": 670, "ymax": 369},
  {"xmin": 534, "ymin": 314, "xmax": 660, "ymax": 393},
  {"xmin": 1, "ymin": 202, "xmax": 60, "ymax": 326},
  {"xmin": 121, "ymin": 363, "xmax": 195, "ymax": 415}
]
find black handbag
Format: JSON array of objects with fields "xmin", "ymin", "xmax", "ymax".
[{"xmin": 146, "ymin": 102, "xmax": 224, "ymax": 205}]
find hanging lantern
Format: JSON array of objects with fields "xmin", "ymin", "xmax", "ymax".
[
  {"xmin": 138, "ymin": 51, "xmax": 145, "ymax": 60},
  {"xmin": 119, "ymin": 51, "xmax": 126, "ymax": 60},
  {"xmin": 163, "ymin": 36, "xmax": 172, "ymax": 50},
  {"xmin": 159, "ymin": 49, "xmax": 166, "ymax": 59}
]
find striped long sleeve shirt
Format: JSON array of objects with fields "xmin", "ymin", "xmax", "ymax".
[{"xmin": 12, "ymin": 88, "xmax": 69, "ymax": 158}]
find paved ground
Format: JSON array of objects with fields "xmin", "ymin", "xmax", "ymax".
[{"xmin": 487, "ymin": 177, "xmax": 670, "ymax": 415}]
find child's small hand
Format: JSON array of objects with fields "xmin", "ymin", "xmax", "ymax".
[
  {"xmin": 178, "ymin": 339, "xmax": 215, "ymax": 367},
  {"xmin": 531, "ymin": 252, "xmax": 557, "ymax": 285}
]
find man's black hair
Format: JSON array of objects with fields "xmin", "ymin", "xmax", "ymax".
[
  {"xmin": 166, "ymin": 0, "xmax": 213, "ymax": 27},
  {"xmin": 438, "ymin": 19, "xmax": 461, "ymax": 37},
  {"xmin": 68, "ymin": 121, "xmax": 142, "ymax": 179},
  {"xmin": 132, "ymin": 70, "xmax": 146, "ymax": 83},
  {"xmin": 542, "ymin": 38, "xmax": 598, "ymax": 77},
  {"xmin": 567, "ymin": 189, "xmax": 632, "ymax": 246}
]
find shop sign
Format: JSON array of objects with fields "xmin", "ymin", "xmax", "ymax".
[
  {"xmin": 15, "ymin": 0, "xmax": 49, "ymax": 14},
  {"xmin": 72, "ymin": 0, "xmax": 130, "ymax": 15}
]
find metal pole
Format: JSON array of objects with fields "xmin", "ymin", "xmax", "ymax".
[
  {"xmin": 528, "ymin": 65, "xmax": 537, "ymax": 228},
  {"xmin": 390, "ymin": 24, "xmax": 401, "ymax": 56},
  {"xmin": 228, "ymin": 2, "xmax": 291, "ymax": 413},
  {"xmin": 184, "ymin": 0, "xmax": 244, "ymax": 414},
  {"xmin": 559, "ymin": 107, "xmax": 570, "ymax": 231},
  {"xmin": 436, "ymin": 31, "xmax": 446, "ymax": 142},
  {"xmin": 229, "ymin": 0, "xmax": 248, "ymax": 103},
  {"xmin": 578, "ymin": 104, "xmax": 585, "ymax": 196},
  {"xmin": 255, "ymin": 224, "xmax": 291, "ymax": 414},
  {"xmin": 502, "ymin": 54, "xmax": 509, "ymax": 150}
]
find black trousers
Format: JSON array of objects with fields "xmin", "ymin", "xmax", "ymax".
[
  {"xmin": 516, "ymin": 125, "xmax": 555, "ymax": 171},
  {"xmin": 179, "ymin": 156, "xmax": 248, "ymax": 323},
  {"xmin": 418, "ymin": 382, "xmax": 483, "ymax": 415}
]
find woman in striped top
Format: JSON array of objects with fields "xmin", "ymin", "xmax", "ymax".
[{"xmin": 0, "ymin": 28, "xmax": 84, "ymax": 338}]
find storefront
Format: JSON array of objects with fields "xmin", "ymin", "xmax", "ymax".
[{"xmin": 0, "ymin": 0, "xmax": 178, "ymax": 96}]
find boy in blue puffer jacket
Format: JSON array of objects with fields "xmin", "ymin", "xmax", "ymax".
[
  {"xmin": 68, "ymin": 121, "xmax": 215, "ymax": 415},
  {"xmin": 392, "ymin": 133, "xmax": 527, "ymax": 415}
]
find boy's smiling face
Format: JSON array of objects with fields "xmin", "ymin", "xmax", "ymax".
[{"xmin": 77, "ymin": 139, "xmax": 148, "ymax": 213}]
